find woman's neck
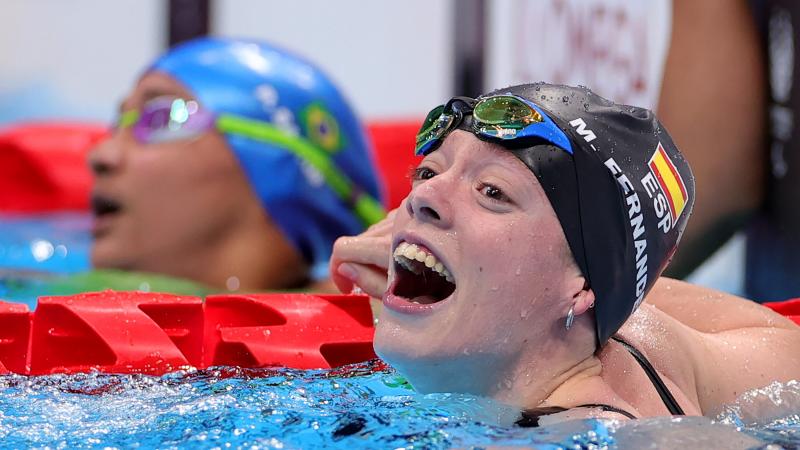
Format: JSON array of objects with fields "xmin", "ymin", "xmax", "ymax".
[{"xmin": 487, "ymin": 318, "xmax": 606, "ymax": 409}]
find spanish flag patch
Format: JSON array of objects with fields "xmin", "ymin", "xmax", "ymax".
[{"xmin": 647, "ymin": 143, "xmax": 688, "ymax": 222}]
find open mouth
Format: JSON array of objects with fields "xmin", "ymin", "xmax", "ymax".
[
  {"xmin": 390, "ymin": 242, "xmax": 456, "ymax": 305},
  {"xmin": 91, "ymin": 195, "xmax": 122, "ymax": 218},
  {"xmin": 90, "ymin": 194, "xmax": 123, "ymax": 237}
]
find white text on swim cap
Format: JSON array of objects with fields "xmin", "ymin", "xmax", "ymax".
[
  {"xmin": 604, "ymin": 157, "xmax": 648, "ymax": 308},
  {"xmin": 641, "ymin": 171, "xmax": 672, "ymax": 233},
  {"xmin": 569, "ymin": 118, "xmax": 597, "ymax": 143}
]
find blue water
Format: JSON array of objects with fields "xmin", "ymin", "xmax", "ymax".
[
  {"xmin": 0, "ymin": 214, "xmax": 799, "ymax": 449},
  {"xmin": 0, "ymin": 361, "xmax": 799, "ymax": 449},
  {"xmin": 0, "ymin": 212, "xmax": 91, "ymax": 275}
]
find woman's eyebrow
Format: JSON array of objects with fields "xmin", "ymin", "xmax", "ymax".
[
  {"xmin": 140, "ymin": 88, "xmax": 174, "ymax": 102},
  {"xmin": 118, "ymin": 88, "xmax": 176, "ymax": 113}
]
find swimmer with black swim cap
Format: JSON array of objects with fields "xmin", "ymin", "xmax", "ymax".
[{"xmin": 331, "ymin": 82, "xmax": 800, "ymax": 422}]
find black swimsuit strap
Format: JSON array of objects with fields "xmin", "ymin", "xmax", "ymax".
[
  {"xmin": 517, "ymin": 336, "xmax": 685, "ymax": 428},
  {"xmin": 575, "ymin": 403, "xmax": 637, "ymax": 419},
  {"xmin": 611, "ymin": 336, "xmax": 686, "ymax": 415},
  {"xmin": 516, "ymin": 403, "xmax": 636, "ymax": 427}
]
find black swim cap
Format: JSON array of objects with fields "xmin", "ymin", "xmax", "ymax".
[{"xmin": 475, "ymin": 83, "xmax": 694, "ymax": 346}]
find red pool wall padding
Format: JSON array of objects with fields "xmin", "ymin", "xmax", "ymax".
[
  {"xmin": 0, "ymin": 291, "xmax": 375, "ymax": 375},
  {"xmin": 0, "ymin": 121, "xmax": 420, "ymax": 213},
  {"xmin": 0, "ymin": 123, "xmax": 107, "ymax": 212},
  {"xmin": 366, "ymin": 121, "xmax": 421, "ymax": 210},
  {"xmin": 764, "ymin": 298, "xmax": 800, "ymax": 325}
]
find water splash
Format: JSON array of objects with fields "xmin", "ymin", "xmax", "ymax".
[
  {"xmin": 715, "ymin": 380, "xmax": 800, "ymax": 446},
  {"xmin": 0, "ymin": 363, "xmax": 797, "ymax": 449}
]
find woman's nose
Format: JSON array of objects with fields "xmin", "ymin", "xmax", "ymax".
[
  {"xmin": 406, "ymin": 177, "xmax": 454, "ymax": 228},
  {"xmin": 87, "ymin": 133, "xmax": 126, "ymax": 176}
]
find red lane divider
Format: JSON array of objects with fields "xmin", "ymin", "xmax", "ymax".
[
  {"xmin": 765, "ymin": 298, "xmax": 800, "ymax": 326},
  {"xmin": 0, "ymin": 291, "xmax": 375, "ymax": 375},
  {"xmin": 0, "ymin": 302, "xmax": 31, "ymax": 374},
  {"xmin": 204, "ymin": 294, "xmax": 376, "ymax": 370},
  {"xmin": 29, "ymin": 292, "xmax": 202, "ymax": 375}
]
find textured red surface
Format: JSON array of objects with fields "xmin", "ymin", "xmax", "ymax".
[{"xmin": 0, "ymin": 291, "xmax": 375, "ymax": 375}]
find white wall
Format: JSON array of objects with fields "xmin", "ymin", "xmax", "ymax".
[
  {"xmin": 487, "ymin": 0, "xmax": 672, "ymax": 109},
  {"xmin": 211, "ymin": 0, "xmax": 454, "ymax": 120},
  {"xmin": 0, "ymin": 0, "xmax": 165, "ymax": 125},
  {"xmin": 0, "ymin": 0, "xmax": 670, "ymax": 121}
]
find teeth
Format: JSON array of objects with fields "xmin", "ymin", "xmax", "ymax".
[
  {"xmin": 424, "ymin": 255, "xmax": 436, "ymax": 268},
  {"xmin": 393, "ymin": 242, "xmax": 453, "ymax": 282}
]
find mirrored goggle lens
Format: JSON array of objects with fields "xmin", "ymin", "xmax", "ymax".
[
  {"xmin": 415, "ymin": 105, "xmax": 455, "ymax": 155},
  {"xmin": 473, "ymin": 95, "xmax": 543, "ymax": 138},
  {"xmin": 122, "ymin": 97, "xmax": 214, "ymax": 144}
]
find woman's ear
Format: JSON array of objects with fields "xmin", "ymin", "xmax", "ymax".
[{"xmin": 571, "ymin": 280, "xmax": 595, "ymax": 316}]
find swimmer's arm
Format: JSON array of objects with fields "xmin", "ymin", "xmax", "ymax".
[
  {"xmin": 645, "ymin": 278, "xmax": 799, "ymax": 333},
  {"xmin": 659, "ymin": 0, "xmax": 765, "ymax": 278},
  {"xmin": 645, "ymin": 279, "xmax": 800, "ymax": 412}
]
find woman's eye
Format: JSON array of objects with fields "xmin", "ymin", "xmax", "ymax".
[
  {"xmin": 412, "ymin": 166, "xmax": 437, "ymax": 181},
  {"xmin": 478, "ymin": 183, "xmax": 510, "ymax": 202}
]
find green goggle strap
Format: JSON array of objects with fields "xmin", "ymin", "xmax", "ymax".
[
  {"xmin": 216, "ymin": 114, "xmax": 385, "ymax": 227},
  {"xmin": 118, "ymin": 109, "xmax": 141, "ymax": 128}
]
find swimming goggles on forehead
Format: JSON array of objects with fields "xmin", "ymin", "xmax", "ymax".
[
  {"xmin": 414, "ymin": 94, "xmax": 574, "ymax": 156},
  {"xmin": 116, "ymin": 96, "xmax": 384, "ymax": 226}
]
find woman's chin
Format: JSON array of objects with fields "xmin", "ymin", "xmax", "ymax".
[
  {"xmin": 373, "ymin": 325, "xmax": 414, "ymax": 366},
  {"xmin": 375, "ymin": 327, "xmax": 438, "ymax": 372}
]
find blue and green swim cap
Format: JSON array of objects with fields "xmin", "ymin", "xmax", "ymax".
[{"xmin": 149, "ymin": 37, "xmax": 385, "ymax": 279}]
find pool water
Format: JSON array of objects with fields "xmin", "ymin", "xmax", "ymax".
[
  {"xmin": 0, "ymin": 212, "xmax": 92, "ymax": 275},
  {"xmin": 0, "ymin": 214, "xmax": 799, "ymax": 449},
  {"xmin": 0, "ymin": 361, "xmax": 798, "ymax": 449}
]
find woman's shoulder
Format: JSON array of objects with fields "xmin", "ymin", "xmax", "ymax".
[
  {"xmin": 643, "ymin": 277, "xmax": 798, "ymax": 332},
  {"xmin": 618, "ymin": 277, "xmax": 800, "ymax": 413}
]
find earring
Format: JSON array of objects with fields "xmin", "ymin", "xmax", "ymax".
[{"xmin": 565, "ymin": 305, "xmax": 575, "ymax": 330}]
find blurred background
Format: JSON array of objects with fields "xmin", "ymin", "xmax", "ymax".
[
  {"xmin": 0, "ymin": 0, "xmax": 760, "ymax": 298},
  {"xmin": 0, "ymin": 0, "xmax": 670, "ymax": 123}
]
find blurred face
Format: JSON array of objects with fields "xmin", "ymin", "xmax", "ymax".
[
  {"xmin": 375, "ymin": 131, "xmax": 582, "ymax": 394},
  {"xmin": 88, "ymin": 72, "xmax": 274, "ymax": 279}
]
